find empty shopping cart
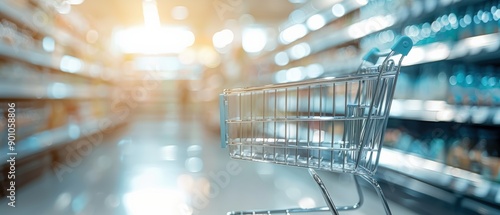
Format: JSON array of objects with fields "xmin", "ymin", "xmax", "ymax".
[{"xmin": 219, "ymin": 36, "xmax": 413, "ymax": 215}]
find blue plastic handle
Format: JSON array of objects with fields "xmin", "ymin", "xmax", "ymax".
[
  {"xmin": 391, "ymin": 36, "xmax": 413, "ymax": 56},
  {"xmin": 362, "ymin": 48, "xmax": 380, "ymax": 64},
  {"xmin": 219, "ymin": 94, "xmax": 227, "ymax": 148}
]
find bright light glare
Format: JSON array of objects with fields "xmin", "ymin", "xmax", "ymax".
[
  {"xmin": 274, "ymin": 52, "xmax": 289, "ymax": 66},
  {"xmin": 402, "ymin": 47, "xmax": 424, "ymax": 66},
  {"xmin": 242, "ymin": 27, "xmax": 267, "ymax": 53},
  {"xmin": 42, "ymin": 37, "xmax": 55, "ymax": 52},
  {"xmin": 185, "ymin": 157, "xmax": 203, "ymax": 172},
  {"xmin": 55, "ymin": 1, "xmax": 71, "ymax": 14},
  {"xmin": 464, "ymin": 33, "xmax": 498, "ymax": 49},
  {"xmin": 275, "ymin": 70, "xmax": 287, "ymax": 83},
  {"xmin": 60, "ymin": 55, "xmax": 83, "ymax": 73},
  {"xmin": 123, "ymin": 189, "xmax": 190, "ymax": 215},
  {"xmin": 280, "ymin": 24, "xmax": 307, "ymax": 44},
  {"xmin": 49, "ymin": 82, "xmax": 69, "ymax": 99},
  {"xmin": 179, "ymin": 48, "xmax": 196, "ymax": 65},
  {"xmin": 298, "ymin": 197, "xmax": 316, "ymax": 209},
  {"xmin": 68, "ymin": 0, "xmax": 84, "ymax": 5},
  {"xmin": 197, "ymin": 46, "xmax": 221, "ymax": 68},
  {"xmin": 355, "ymin": 0, "xmax": 368, "ymax": 6},
  {"xmin": 289, "ymin": 0, "xmax": 306, "ymax": 3},
  {"xmin": 134, "ymin": 56, "xmax": 181, "ymax": 71},
  {"xmin": 68, "ymin": 124, "xmax": 80, "ymax": 140},
  {"xmin": 312, "ymin": 130, "xmax": 325, "ymax": 142},
  {"xmin": 306, "ymin": 14, "xmax": 326, "ymax": 31},
  {"xmin": 289, "ymin": 43, "xmax": 311, "ymax": 60},
  {"xmin": 286, "ymin": 67, "xmax": 306, "ymax": 82},
  {"xmin": 306, "ymin": 64, "xmax": 324, "ymax": 78},
  {"xmin": 347, "ymin": 15, "xmax": 395, "ymax": 39},
  {"xmin": 426, "ymin": 43, "xmax": 450, "ymax": 61},
  {"xmin": 114, "ymin": 26, "xmax": 195, "ymax": 54},
  {"xmin": 332, "ymin": 4, "xmax": 346, "ymax": 17},
  {"xmin": 171, "ymin": 6, "xmax": 189, "ymax": 20},
  {"xmin": 143, "ymin": 0, "xmax": 161, "ymax": 28},
  {"xmin": 212, "ymin": 29, "xmax": 234, "ymax": 49}
]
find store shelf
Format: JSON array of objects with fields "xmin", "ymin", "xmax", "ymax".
[
  {"xmin": 280, "ymin": 31, "xmax": 500, "ymax": 74},
  {"xmin": 270, "ymin": 31, "xmax": 500, "ymax": 90},
  {"xmin": 0, "ymin": 40, "xmax": 56, "ymax": 69},
  {"xmin": 265, "ymin": 0, "xmax": 497, "ymax": 73},
  {"xmin": 403, "ymin": 33, "xmax": 500, "ymax": 66},
  {"xmin": 279, "ymin": 0, "xmax": 364, "ymax": 31},
  {"xmin": 263, "ymin": 94, "xmax": 499, "ymax": 125},
  {"xmin": 0, "ymin": 114, "xmax": 128, "ymax": 162},
  {"xmin": 0, "ymin": 82, "xmax": 111, "ymax": 100},
  {"xmin": 0, "ymin": 0, "xmax": 91, "ymax": 54},
  {"xmin": 390, "ymin": 99, "xmax": 500, "ymax": 125},
  {"xmin": 378, "ymin": 148, "xmax": 500, "ymax": 206},
  {"xmin": 0, "ymin": 40, "xmax": 112, "ymax": 82}
]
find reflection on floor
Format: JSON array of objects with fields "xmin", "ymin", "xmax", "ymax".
[{"xmin": 0, "ymin": 111, "xmax": 418, "ymax": 215}]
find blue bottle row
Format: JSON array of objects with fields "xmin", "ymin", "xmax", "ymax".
[{"xmin": 361, "ymin": 0, "xmax": 500, "ymax": 51}]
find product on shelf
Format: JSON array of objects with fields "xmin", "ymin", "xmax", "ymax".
[
  {"xmin": 449, "ymin": 63, "xmax": 500, "ymax": 106},
  {"xmin": 385, "ymin": 119, "xmax": 500, "ymax": 183},
  {"xmin": 0, "ymin": 101, "xmax": 51, "ymax": 145},
  {"xmin": 0, "ymin": 19, "xmax": 39, "ymax": 50}
]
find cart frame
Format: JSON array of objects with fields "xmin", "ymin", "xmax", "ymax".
[{"xmin": 219, "ymin": 37, "xmax": 412, "ymax": 215}]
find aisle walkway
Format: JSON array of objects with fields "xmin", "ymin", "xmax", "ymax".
[{"xmin": 0, "ymin": 111, "xmax": 417, "ymax": 215}]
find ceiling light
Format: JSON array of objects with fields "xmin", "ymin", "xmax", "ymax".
[{"xmin": 242, "ymin": 27, "xmax": 267, "ymax": 53}]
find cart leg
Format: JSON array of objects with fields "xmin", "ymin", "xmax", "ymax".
[
  {"xmin": 358, "ymin": 174, "xmax": 392, "ymax": 215},
  {"xmin": 226, "ymin": 171, "xmax": 366, "ymax": 215},
  {"xmin": 308, "ymin": 168, "xmax": 339, "ymax": 215},
  {"xmin": 335, "ymin": 174, "xmax": 364, "ymax": 210}
]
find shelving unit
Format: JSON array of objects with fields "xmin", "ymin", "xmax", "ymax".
[
  {"xmin": 0, "ymin": 0, "xmax": 127, "ymax": 175},
  {"xmin": 390, "ymin": 99, "xmax": 500, "ymax": 125},
  {"xmin": 378, "ymin": 148, "xmax": 500, "ymax": 207},
  {"xmin": 256, "ymin": 0, "xmax": 500, "ymax": 79},
  {"xmin": 0, "ymin": 113, "xmax": 126, "ymax": 161},
  {"xmin": 243, "ymin": 0, "xmax": 500, "ymax": 213}
]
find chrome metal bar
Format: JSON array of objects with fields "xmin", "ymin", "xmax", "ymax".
[
  {"xmin": 355, "ymin": 51, "xmax": 396, "ymax": 169},
  {"xmin": 308, "ymin": 168, "xmax": 339, "ymax": 215},
  {"xmin": 223, "ymin": 72, "xmax": 396, "ymax": 93},
  {"xmin": 295, "ymin": 87, "xmax": 299, "ymax": 164},
  {"xmin": 250, "ymin": 92, "xmax": 254, "ymax": 156},
  {"xmin": 226, "ymin": 206, "xmax": 330, "ymax": 215},
  {"xmin": 226, "ymin": 172, "xmax": 366, "ymax": 215},
  {"xmin": 332, "ymin": 83, "xmax": 337, "ymax": 171},
  {"xmin": 337, "ymin": 175, "xmax": 364, "ymax": 210},
  {"xmin": 358, "ymin": 174, "xmax": 392, "ymax": 215},
  {"xmin": 226, "ymin": 115, "xmax": 385, "ymax": 123},
  {"xmin": 227, "ymin": 169, "xmax": 364, "ymax": 215},
  {"xmin": 274, "ymin": 89, "xmax": 277, "ymax": 160},
  {"xmin": 307, "ymin": 86, "xmax": 311, "ymax": 167},
  {"xmin": 284, "ymin": 88, "xmax": 288, "ymax": 161}
]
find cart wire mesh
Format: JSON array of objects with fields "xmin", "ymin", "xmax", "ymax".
[{"xmin": 219, "ymin": 36, "xmax": 413, "ymax": 215}]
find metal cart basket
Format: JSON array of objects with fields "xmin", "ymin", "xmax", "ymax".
[{"xmin": 219, "ymin": 36, "xmax": 413, "ymax": 215}]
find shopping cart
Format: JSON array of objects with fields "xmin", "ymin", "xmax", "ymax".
[{"xmin": 219, "ymin": 36, "xmax": 413, "ymax": 215}]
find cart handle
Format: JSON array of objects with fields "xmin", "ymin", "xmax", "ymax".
[
  {"xmin": 362, "ymin": 36, "xmax": 413, "ymax": 64},
  {"xmin": 391, "ymin": 36, "xmax": 413, "ymax": 56},
  {"xmin": 219, "ymin": 94, "xmax": 227, "ymax": 148},
  {"xmin": 362, "ymin": 48, "xmax": 380, "ymax": 65}
]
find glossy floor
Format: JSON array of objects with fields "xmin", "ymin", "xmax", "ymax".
[{"xmin": 0, "ymin": 110, "xmax": 417, "ymax": 215}]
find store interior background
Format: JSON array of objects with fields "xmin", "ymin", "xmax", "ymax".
[{"xmin": 1, "ymin": 0, "xmax": 500, "ymax": 214}]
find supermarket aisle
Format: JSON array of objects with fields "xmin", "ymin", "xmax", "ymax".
[{"xmin": 0, "ymin": 108, "xmax": 417, "ymax": 215}]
